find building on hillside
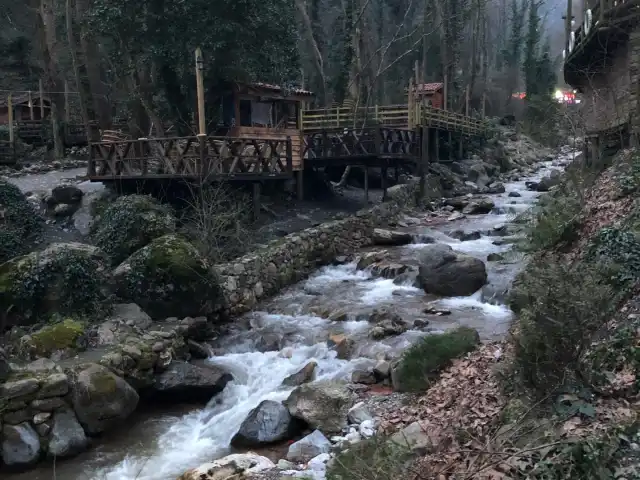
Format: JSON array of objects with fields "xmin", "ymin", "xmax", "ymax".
[
  {"xmin": 563, "ymin": 0, "xmax": 640, "ymax": 157},
  {"xmin": 411, "ymin": 83, "xmax": 444, "ymax": 109},
  {"xmin": 0, "ymin": 92, "xmax": 51, "ymax": 123}
]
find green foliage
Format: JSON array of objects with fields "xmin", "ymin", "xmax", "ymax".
[
  {"xmin": 510, "ymin": 259, "xmax": 616, "ymax": 395},
  {"xmin": 91, "ymin": 194, "xmax": 176, "ymax": 265},
  {"xmin": 588, "ymin": 227, "xmax": 640, "ymax": 288},
  {"xmin": 29, "ymin": 319, "xmax": 86, "ymax": 357},
  {"xmin": 0, "ymin": 179, "xmax": 43, "ymax": 263},
  {"xmin": 326, "ymin": 436, "xmax": 411, "ymax": 480},
  {"xmin": 394, "ymin": 327, "xmax": 480, "ymax": 392},
  {"xmin": 614, "ymin": 150, "xmax": 640, "ymax": 196}
]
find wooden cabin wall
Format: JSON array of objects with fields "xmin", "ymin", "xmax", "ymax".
[{"xmin": 232, "ymin": 126, "xmax": 303, "ymax": 171}]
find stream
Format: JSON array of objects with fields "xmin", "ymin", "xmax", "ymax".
[{"xmin": 4, "ymin": 152, "xmax": 575, "ymax": 480}]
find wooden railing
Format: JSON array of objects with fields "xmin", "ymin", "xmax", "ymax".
[
  {"xmin": 302, "ymin": 126, "xmax": 419, "ymax": 161},
  {"xmin": 301, "ymin": 103, "xmax": 488, "ymax": 136},
  {"xmin": 87, "ymin": 135, "xmax": 293, "ymax": 180},
  {"xmin": 302, "ymin": 104, "xmax": 410, "ymax": 130}
]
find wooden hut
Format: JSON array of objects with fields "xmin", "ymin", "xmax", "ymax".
[
  {"xmin": 217, "ymin": 82, "xmax": 314, "ymax": 172},
  {"xmin": 0, "ymin": 93, "xmax": 51, "ymax": 123},
  {"xmin": 412, "ymin": 82, "xmax": 444, "ymax": 109}
]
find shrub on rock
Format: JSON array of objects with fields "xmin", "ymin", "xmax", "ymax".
[
  {"xmin": 91, "ymin": 194, "xmax": 176, "ymax": 265},
  {"xmin": 0, "ymin": 243, "xmax": 111, "ymax": 325},
  {"xmin": 0, "ymin": 179, "xmax": 43, "ymax": 263},
  {"xmin": 112, "ymin": 234, "xmax": 222, "ymax": 319},
  {"xmin": 391, "ymin": 326, "xmax": 480, "ymax": 392}
]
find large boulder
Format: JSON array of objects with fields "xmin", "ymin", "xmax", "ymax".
[
  {"xmin": 112, "ymin": 234, "xmax": 222, "ymax": 319},
  {"xmin": 91, "ymin": 194, "xmax": 176, "ymax": 265},
  {"xmin": 47, "ymin": 409, "xmax": 89, "ymax": 457},
  {"xmin": 69, "ymin": 363, "xmax": 139, "ymax": 435},
  {"xmin": 372, "ymin": 228, "xmax": 413, "ymax": 246},
  {"xmin": 286, "ymin": 429, "xmax": 332, "ymax": 463},
  {"xmin": 284, "ymin": 381, "xmax": 355, "ymax": 435},
  {"xmin": 152, "ymin": 361, "xmax": 232, "ymax": 402},
  {"xmin": 0, "ymin": 179, "xmax": 43, "ymax": 263},
  {"xmin": 177, "ymin": 453, "xmax": 275, "ymax": 480},
  {"xmin": 0, "ymin": 243, "xmax": 111, "ymax": 325},
  {"xmin": 416, "ymin": 244, "xmax": 487, "ymax": 296},
  {"xmin": 1, "ymin": 423, "xmax": 41, "ymax": 466},
  {"xmin": 231, "ymin": 400, "xmax": 303, "ymax": 447}
]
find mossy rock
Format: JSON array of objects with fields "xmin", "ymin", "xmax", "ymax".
[
  {"xmin": 28, "ymin": 319, "xmax": 86, "ymax": 357},
  {"xmin": 112, "ymin": 234, "xmax": 222, "ymax": 319},
  {"xmin": 0, "ymin": 179, "xmax": 43, "ymax": 263},
  {"xmin": 0, "ymin": 242, "xmax": 111, "ymax": 325},
  {"xmin": 90, "ymin": 194, "xmax": 176, "ymax": 265}
]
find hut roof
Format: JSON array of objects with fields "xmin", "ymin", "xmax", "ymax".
[
  {"xmin": 412, "ymin": 82, "xmax": 444, "ymax": 94},
  {"xmin": 0, "ymin": 92, "xmax": 51, "ymax": 108}
]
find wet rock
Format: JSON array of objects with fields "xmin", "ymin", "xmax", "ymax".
[
  {"xmin": 369, "ymin": 319, "xmax": 408, "ymax": 339},
  {"xmin": 282, "ymin": 361, "xmax": 317, "ymax": 387},
  {"xmin": 486, "ymin": 182, "xmax": 506, "ymax": 194},
  {"xmin": 508, "ymin": 191, "xmax": 522, "ymax": 197},
  {"xmin": 51, "ymin": 184, "xmax": 83, "ymax": 205},
  {"xmin": 33, "ymin": 412, "xmax": 51, "ymax": 425},
  {"xmin": 286, "ymin": 429, "xmax": 332, "ymax": 463},
  {"xmin": 0, "ymin": 243, "xmax": 110, "ymax": 326},
  {"xmin": 178, "ymin": 453, "xmax": 275, "ymax": 480},
  {"xmin": 449, "ymin": 229, "xmax": 481, "ymax": 241},
  {"xmin": 327, "ymin": 308, "xmax": 349, "ymax": 322},
  {"xmin": 38, "ymin": 373, "xmax": 69, "ymax": 399},
  {"xmin": 4, "ymin": 409, "xmax": 31, "ymax": 425},
  {"xmin": 462, "ymin": 197, "xmax": 495, "ymax": 214},
  {"xmin": 356, "ymin": 250, "xmax": 389, "ymax": 270},
  {"xmin": 1, "ymin": 378, "xmax": 40, "ymax": 400},
  {"xmin": 0, "ymin": 347, "xmax": 11, "ymax": 382},
  {"xmin": 152, "ymin": 361, "xmax": 232, "ymax": 402},
  {"xmin": 351, "ymin": 369, "xmax": 377, "ymax": 384},
  {"xmin": 417, "ymin": 244, "xmax": 487, "ymax": 296},
  {"xmin": 284, "ymin": 381, "xmax": 355, "ymax": 434},
  {"xmin": 70, "ymin": 363, "xmax": 139, "ymax": 435},
  {"xmin": 113, "ymin": 235, "xmax": 222, "ymax": 319},
  {"xmin": 231, "ymin": 400, "xmax": 303, "ymax": 447},
  {"xmin": 91, "ymin": 194, "xmax": 176, "ymax": 265},
  {"xmin": 31, "ymin": 397, "xmax": 67, "ymax": 411},
  {"xmin": 372, "ymin": 228, "xmax": 413, "ymax": 246},
  {"xmin": 52, "ymin": 203, "xmax": 78, "ymax": 217},
  {"xmin": 443, "ymin": 197, "xmax": 469, "ymax": 210},
  {"xmin": 48, "ymin": 409, "xmax": 89, "ymax": 457},
  {"xmin": 328, "ymin": 334, "xmax": 355, "ymax": 360},
  {"xmin": 187, "ymin": 339, "xmax": 210, "ymax": 359},
  {"xmin": 370, "ymin": 262, "xmax": 413, "ymax": 279},
  {"xmin": 1, "ymin": 423, "xmax": 41, "ymax": 466},
  {"xmin": 487, "ymin": 253, "xmax": 505, "ymax": 262},
  {"xmin": 177, "ymin": 316, "xmax": 214, "ymax": 342},
  {"xmin": 348, "ymin": 402, "xmax": 374, "ymax": 424}
]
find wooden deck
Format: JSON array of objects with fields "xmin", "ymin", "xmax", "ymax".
[
  {"xmin": 564, "ymin": 0, "xmax": 640, "ymax": 84},
  {"xmin": 14, "ymin": 120, "xmax": 95, "ymax": 147},
  {"xmin": 86, "ymin": 135, "xmax": 293, "ymax": 182}
]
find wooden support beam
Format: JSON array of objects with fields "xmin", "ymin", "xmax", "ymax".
[
  {"xmin": 252, "ymin": 182, "xmax": 261, "ymax": 220},
  {"xmin": 28, "ymin": 91, "xmax": 34, "ymax": 120},
  {"xmin": 195, "ymin": 47, "xmax": 206, "ymax": 136},
  {"xmin": 364, "ymin": 166, "xmax": 369, "ymax": 204},
  {"xmin": 296, "ymin": 169, "xmax": 304, "ymax": 201}
]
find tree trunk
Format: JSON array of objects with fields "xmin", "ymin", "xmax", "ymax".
[
  {"xmin": 295, "ymin": 0, "xmax": 328, "ymax": 103},
  {"xmin": 65, "ymin": 0, "xmax": 91, "ymax": 141}
]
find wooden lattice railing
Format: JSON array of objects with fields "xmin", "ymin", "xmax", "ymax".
[
  {"xmin": 87, "ymin": 135, "xmax": 293, "ymax": 180},
  {"xmin": 302, "ymin": 126, "xmax": 419, "ymax": 161}
]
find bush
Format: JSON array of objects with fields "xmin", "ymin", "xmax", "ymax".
[
  {"xmin": 326, "ymin": 437, "xmax": 410, "ymax": 480},
  {"xmin": 91, "ymin": 194, "xmax": 176, "ymax": 265},
  {"xmin": 0, "ymin": 179, "xmax": 43, "ymax": 263},
  {"xmin": 510, "ymin": 259, "xmax": 615, "ymax": 395},
  {"xmin": 392, "ymin": 327, "xmax": 480, "ymax": 392}
]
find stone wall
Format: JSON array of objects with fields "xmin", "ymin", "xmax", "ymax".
[
  {"xmin": 214, "ymin": 184, "xmax": 417, "ymax": 316},
  {"xmin": 581, "ymin": 28, "xmax": 640, "ymax": 134}
]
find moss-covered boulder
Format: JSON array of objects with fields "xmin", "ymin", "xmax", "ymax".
[
  {"xmin": 0, "ymin": 243, "xmax": 111, "ymax": 325},
  {"xmin": 20, "ymin": 319, "xmax": 86, "ymax": 359},
  {"xmin": 112, "ymin": 234, "xmax": 221, "ymax": 319},
  {"xmin": 90, "ymin": 194, "xmax": 176, "ymax": 265},
  {"xmin": 0, "ymin": 179, "xmax": 43, "ymax": 263}
]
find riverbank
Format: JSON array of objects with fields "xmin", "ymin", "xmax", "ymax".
[{"xmin": 1, "ymin": 128, "xmax": 565, "ymax": 478}]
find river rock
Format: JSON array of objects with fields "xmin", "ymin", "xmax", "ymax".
[
  {"xmin": 462, "ymin": 197, "xmax": 495, "ymax": 214},
  {"xmin": 417, "ymin": 244, "xmax": 487, "ymax": 296},
  {"xmin": 152, "ymin": 361, "xmax": 232, "ymax": 402},
  {"xmin": 231, "ymin": 400, "xmax": 302, "ymax": 447},
  {"xmin": 328, "ymin": 334, "xmax": 354, "ymax": 360},
  {"xmin": 70, "ymin": 363, "xmax": 139, "ymax": 435},
  {"xmin": 347, "ymin": 402, "xmax": 374, "ymax": 424},
  {"xmin": 178, "ymin": 453, "xmax": 275, "ymax": 480},
  {"xmin": 351, "ymin": 369, "xmax": 377, "ymax": 384},
  {"xmin": 508, "ymin": 191, "xmax": 522, "ymax": 197},
  {"xmin": 282, "ymin": 361, "xmax": 317, "ymax": 387},
  {"xmin": 284, "ymin": 381, "xmax": 355, "ymax": 434},
  {"xmin": 0, "ymin": 348, "xmax": 12, "ymax": 382},
  {"xmin": 50, "ymin": 184, "xmax": 83, "ymax": 205},
  {"xmin": 449, "ymin": 229, "xmax": 481, "ymax": 241},
  {"xmin": 48, "ymin": 409, "xmax": 89, "ymax": 457},
  {"xmin": 1, "ymin": 422, "xmax": 41, "ymax": 466},
  {"xmin": 112, "ymin": 234, "xmax": 222, "ymax": 319},
  {"xmin": 286, "ymin": 429, "xmax": 332, "ymax": 463},
  {"xmin": 372, "ymin": 228, "xmax": 413, "ymax": 246},
  {"xmin": 1, "ymin": 378, "xmax": 40, "ymax": 400},
  {"xmin": 389, "ymin": 420, "xmax": 442, "ymax": 454}
]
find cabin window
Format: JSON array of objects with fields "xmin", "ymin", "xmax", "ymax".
[
  {"xmin": 251, "ymin": 101, "xmax": 273, "ymax": 126},
  {"xmin": 239, "ymin": 100, "xmax": 252, "ymax": 126}
]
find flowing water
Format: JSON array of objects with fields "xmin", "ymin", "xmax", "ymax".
[{"xmin": 4, "ymin": 153, "xmax": 576, "ymax": 480}]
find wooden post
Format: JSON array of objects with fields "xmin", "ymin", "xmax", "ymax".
[
  {"xmin": 465, "ymin": 85, "xmax": 470, "ymax": 117},
  {"xmin": 414, "ymin": 60, "xmax": 420, "ymax": 86},
  {"xmin": 408, "ymin": 78, "xmax": 415, "ymax": 128},
  {"xmin": 364, "ymin": 166, "xmax": 369, "ymax": 204},
  {"xmin": 8, "ymin": 93, "xmax": 14, "ymax": 144},
  {"xmin": 195, "ymin": 48, "xmax": 206, "ymax": 136},
  {"xmin": 39, "ymin": 79, "xmax": 44, "ymax": 119},
  {"xmin": 28, "ymin": 91, "xmax": 34, "ymax": 120},
  {"xmin": 443, "ymin": 73, "xmax": 448, "ymax": 111}
]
